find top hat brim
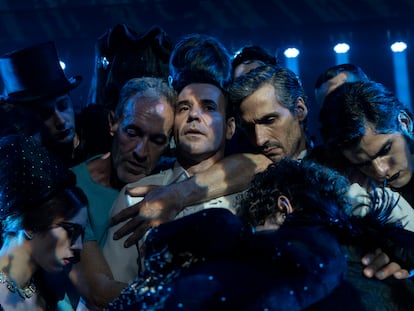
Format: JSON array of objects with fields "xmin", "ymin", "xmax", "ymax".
[{"xmin": 6, "ymin": 75, "xmax": 82, "ymax": 103}]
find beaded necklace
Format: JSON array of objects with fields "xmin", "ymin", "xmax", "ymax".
[{"xmin": 0, "ymin": 270, "xmax": 37, "ymax": 299}]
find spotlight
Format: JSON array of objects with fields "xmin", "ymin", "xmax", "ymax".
[
  {"xmin": 333, "ymin": 43, "xmax": 350, "ymax": 54},
  {"xmin": 59, "ymin": 60, "xmax": 66, "ymax": 70},
  {"xmin": 284, "ymin": 47, "xmax": 300, "ymax": 58},
  {"xmin": 391, "ymin": 41, "xmax": 407, "ymax": 53}
]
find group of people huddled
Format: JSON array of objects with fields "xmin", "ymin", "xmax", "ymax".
[{"xmin": 0, "ymin": 23, "xmax": 414, "ymax": 310}]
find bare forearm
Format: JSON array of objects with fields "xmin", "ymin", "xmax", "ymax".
[
  {"xmin": 174, "ymin": 153, "xmax": 271, "ymax": 209},
  {"xmin": 71, "ymin": 241, "xmax": 127, "ymax": 308}
]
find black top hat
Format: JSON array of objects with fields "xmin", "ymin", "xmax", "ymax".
[{"xmin": 0, "ymin": 41, "xmax": 82, "ymax": 102}]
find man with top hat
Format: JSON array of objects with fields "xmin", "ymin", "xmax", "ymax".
[{"xmin": 0, "ymin": 41, "xmax": 85, "ymax": 166}]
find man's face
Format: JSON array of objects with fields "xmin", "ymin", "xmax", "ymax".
[
  {"xmin": 239, "ymin": 83, "xmax": 307, "ymax": 162},
  {"xmin": 174, "ymin": 83, "xmax": 234, "ymax": 166},
  {"xmin": 314, "ymin": 72, "xmax": 349, "ymax": 107},
  {"xmin": 342, "ymin": 126, "xmax": 413, "ymax": 189},
  {"xmin": 233, "ymin": 60, "xmax": 266, "ymax": 79},
  {"xmin": 110, "ymin": 94, "xmax": 174, "ymax": 185},
  {"xmin": 42, "ymin": 94, "xmax": 76, "ymax": 145}
]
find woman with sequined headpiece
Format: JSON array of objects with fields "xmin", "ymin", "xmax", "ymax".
[{"xmin": 0, "ymin": 135, "xmax": 88, "ymax": 310}]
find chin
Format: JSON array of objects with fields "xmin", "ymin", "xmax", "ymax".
[{"xmin": 43, "ymin": 264, "xmax": 64, "ymax": 274}]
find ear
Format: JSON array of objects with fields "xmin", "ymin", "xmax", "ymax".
[
  {"xmin": 398, "ymin": 110, "xmax": 413, "ymax": 136},
  {"xmin": 225, "ymin": 116, "xmax": 236, "ymax": 140},
  {"xmin": 277, "ymin": 195, "xmax": 294, "ymax": 214},
  {"xmin": 108, "ymin": 110, "xmax": 117, "ymax": 137},
  {"xmin": 295, "ymin": 97, "xmax": 308, "ymax": 121}
]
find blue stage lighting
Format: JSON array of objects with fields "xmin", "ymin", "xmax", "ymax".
[
  {"xmin": 391, "ymin": 41, "xmax": 407, "ymax": 52},
  {"xmin": 59, "ymin": 60, "xmax": 66, "ymax": 70},
  {"xmin": 333, "ymin": 43, "xmax": 350, "ymax": 54},
  {"xmin": 284, "ymin": 47, "xmax": 300, "ymax": 58}
]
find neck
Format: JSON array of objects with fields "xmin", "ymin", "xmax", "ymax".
[
  {"xmin": 178, "ymin": 149, "xmax": 224, "ymax": 176},
  {"xmin": 88, "ymin": 153, "xmax": 122, "ymax": 189},
  {"xmin": 0, "ymin": 232, "xmax": 37, "ymax": 288},
  {"xmin": 291, "ymin": 134, "xmax": 308, "ymax": 160}
]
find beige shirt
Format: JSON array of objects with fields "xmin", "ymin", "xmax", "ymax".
[{"xmin": 102, "ymin": 163, "xmax": 240, "ymax": 283}]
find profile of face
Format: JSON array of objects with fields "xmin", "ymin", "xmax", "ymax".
[
  {"xmin": 31, "ymin": 206, "xmax": 87, "ymax": 273},
  {"xmin": 341, "ymin": 125, "xmax": 414, "ymax": 189},
  {"xmin": 314, "ymin": 72, "xmax": 350, "ymax": 107},
  {"xmin": 174, "ymin": 83, "xmax": 235, "ymax": 166},
  {"xmin": 239, "ymin": 83, "xmax": 307, "ymax": 162},
  {"xmin": 41, "ymin": 94, "xmax": 76, "ymax": 145},
  {"xmin": 110, "ymin": 93, "xmax": 174, "ymax": 185}
]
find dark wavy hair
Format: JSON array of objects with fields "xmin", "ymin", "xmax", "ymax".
[
  {"xmin": 314, "ymin": 63, "xmax": 369, "ymax": 90},
  {"xmin": 229, "ymin": 65, "xmax": 308, "ymax": 130},
  {"xmin": 231, "ymin": 45, "xmax": 277, "ymax": 72},
  {"xmin": 169, "ymin": 33, "xmax": 232, "ymax": 94},
  {"xmin": 237, "ymin": 158, "xmax": 353, "ymax": 232},
  {"xmin": 319, "ymin": 81, "xmax": 413, "ymax": 150}
]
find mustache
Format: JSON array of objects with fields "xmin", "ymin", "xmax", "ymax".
[
  {"xmin": 259, "ymin": 142, "xmax": 283, "ymax": 150},
  {"xmin": 386, "ymin": 171, "xmax": 400, "ymax": 184}
]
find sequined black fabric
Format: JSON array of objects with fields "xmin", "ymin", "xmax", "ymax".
[{"xmin": 0, "ymin": 134, "xmax": 75, "ymax": 219}]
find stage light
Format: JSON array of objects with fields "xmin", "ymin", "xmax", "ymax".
[
  {"xmin": 284, "ymin": 47, "xmax": 300, "ymax": 58},
  {"xmin": 333, "ymin": 43, "xmax": 350, "ymax": 54},
  {"xmin": 391, "ymin": 41, "xmax": 411, "ymax": 109},
  {"xmin": 333, "ymin": 42, "xmax": 350, "ymax": 64},
  {"xmin": 283, "ymin": 47, "xmax": 300, "ymax": 75},
  {"xmin": 391, "ymin": 41, "xmax": 407, "ymax": 52},
  {"xmin": 59, "ymin": 60, "xmax": 66, "ymax": 70}
]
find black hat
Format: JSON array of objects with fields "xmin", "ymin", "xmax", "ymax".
[
  {"xmin": 0, "ymin": 41, "xmax": 82, "ymax": 102},
  {"xmin": 0, "ymin": 134, "xmax": 76, "ymax": 219},
  {"xmin": 232, "ymin": 45, "xmax": 277, "ymax": 70}
]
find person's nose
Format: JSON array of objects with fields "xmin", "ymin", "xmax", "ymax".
[
  {"xmin": 188, "ymin": 105, "xmax": 202, "ymax": 122},
  {"xmin": 133, "ymin": 139, "xmax": 149, "ymax": 160},
  {"xmin": 53, "ymin": 110, "xmax": 66, "ymax": 129},
  {"xmin": 254, "ymin": 124, "xmax": 268, "ymax": 147},
  {"xmin": 372, "ymin": 157, "xmax": 390, "ymax": 179},
  {"xmin": 70, "ymin": 235, "xmax": 83, "ymax": 250}
]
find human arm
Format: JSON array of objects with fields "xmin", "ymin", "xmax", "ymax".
[
  {"xmin": 361, "ymin": 248, "xmax": 411, "ymax": 279},
  {"xmin": 111, "ymin": 153, "xmax": 271, "ymax": 246},
  {"xmin": 69, "ymin": 241, "xmax": 127, "ymax": 309}
]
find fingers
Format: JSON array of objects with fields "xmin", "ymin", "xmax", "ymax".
[
  {"xmin": 126, "ymin": 185, "xmax": 155, "ymax": 197},
  {"xmin": 362, "ymin": 248, "xmax": 389, "ymax": 278},
  {"xmin": 111, "ymin": 205, "xmax": 139, "ymax": 225},
  {"xmin": 393, "ymin": 269, "xmax": 411, "ymax": 279},
  {"xmin": 373, "ymin": 262, "xmax": 401, "ymax": 280},
  {"xmin": 361, "ymin": 248, "xmax": 410, "ymax": 280},
  {"xmin": 124, "ymin": 222, "xmax": 152, "ymax": 248},
  {"xmin": 122, "ymin": 220, "xmax": 162, "ymax": 248},
  {"xmin": 113, "ymin": 218, "xmax": 142, "ymax": 240}
]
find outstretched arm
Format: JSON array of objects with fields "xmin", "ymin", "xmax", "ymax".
[
  {"xmin": 111, "ymin": 153, "xmax": 271, "ymax": 247},
  {"xmin": 69, "ymin": 241, "xmax": 127, "ymax": 309}
]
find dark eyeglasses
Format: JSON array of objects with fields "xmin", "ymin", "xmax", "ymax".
[{"xmin": 54, "ymin": 222, "xmax": 85, "ymax": 245}]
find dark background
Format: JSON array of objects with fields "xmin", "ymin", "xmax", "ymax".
[{"xmin": 1, "ymin": 0, "xmax": 414, "ymax": 142}]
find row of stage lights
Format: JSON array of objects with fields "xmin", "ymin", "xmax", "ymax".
[
  {"xmin": 283, "ymin": 40, "xmax": 409, "ymax": 58},
  {"xmin": 282, "ymin": 40, "xmax": 411, "ymax": 111}
]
